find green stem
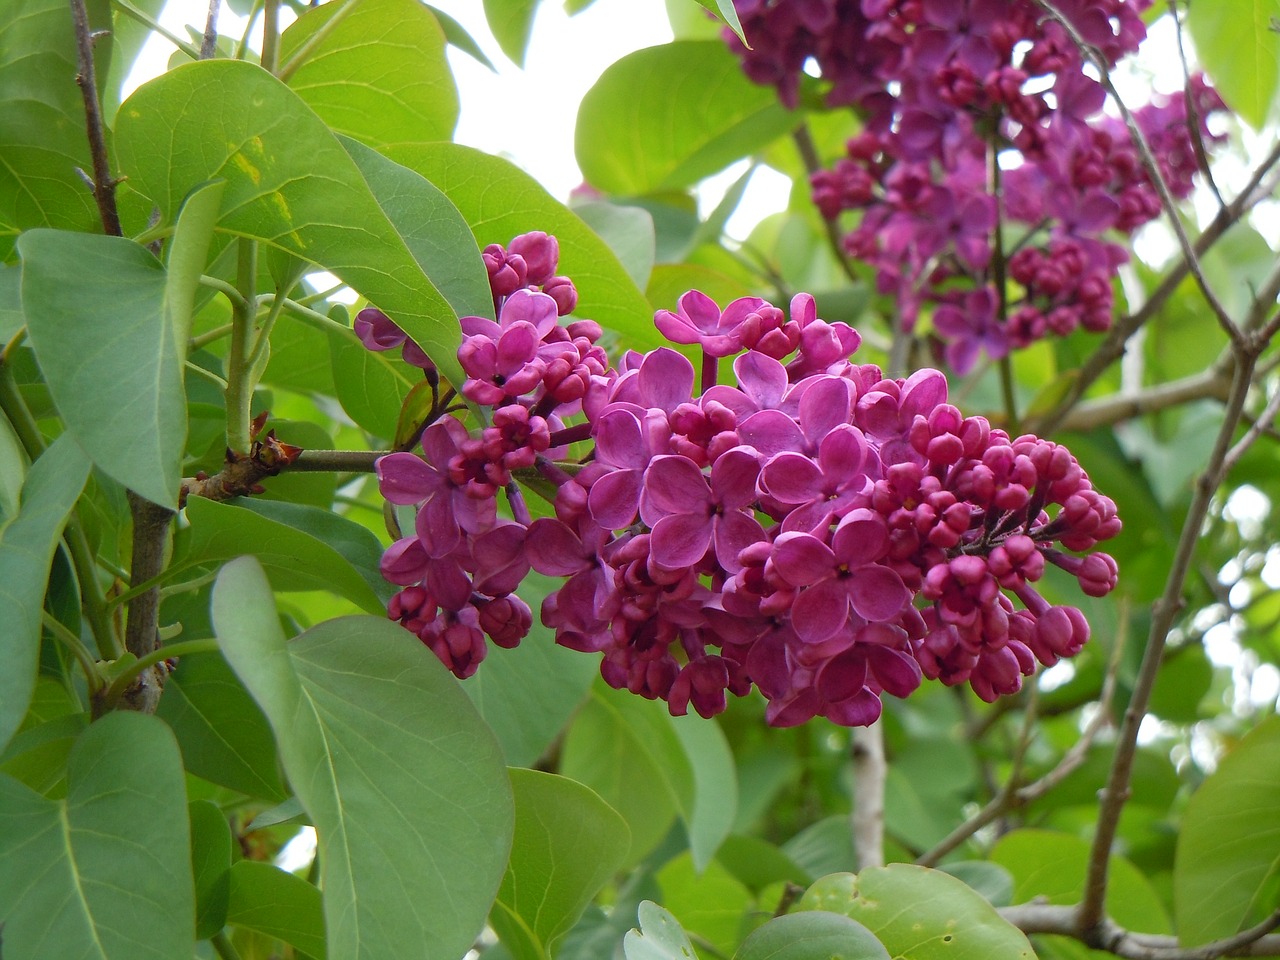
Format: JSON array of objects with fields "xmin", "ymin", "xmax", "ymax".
[
  {"xmin": 277, "ymin": 0, "xmax": 359, "ymax": 81},
  {"xmin": 247, "ymin": 285, "xmax": 288, "ymax": 375},
  {"xmin": 105, "ymin": 638, "xmax": 221, "ymax": 703},
  {"xmin": 210, "ymin": 931, "xmax": 244, "ymax": 960},
  {"xmin": 999, "ymin": 354, "xmax": 1019, "ymax": 434},
  {"xmin": 226, "ymin": 239, "xmax": 258, "ymax": 454},
  {"xmin": 268, "ymin": 294, "xmax": 357, "ymax": 337},
  {"xmin": 109, "ymin": 0, "xmax": 203, "ymax": 60},
  {"xmin": 190, "ymin": 322, "xmax": 235, "ymax": 352},
  {"xmin": 198, "ymin": 275, "xmax": 249, "ymax": 312},
  {"xmin": 186, "ymin": 360, "xmax": 229, "ymax": 390},
  {"xmin": 260, "ymin": 0, "xmax": 281, "ymax": 73},
  {"xmin": 42, "ymin": 612, "xmax": 106, "ymax": 694}
]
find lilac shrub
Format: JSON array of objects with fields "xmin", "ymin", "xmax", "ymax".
[
  {"xmin": 365, "ymin": 234, "xmax": 1120, "ymax": 727},
  {"xmin": 727, "ymin": 0, "xmax": 1227, "ymax": 372}
]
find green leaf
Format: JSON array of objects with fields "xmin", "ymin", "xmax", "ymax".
[
  {"xmin": 166, "ymin": 180, "xmax": 229, "ymax": 347},
  {"xmin": 573, "ymin": 201, "xmax": 657, "ymax": 291},
  {"xmin": 483, "ymin": 0, "xmax": 540, "ymax": 67},
  {"xmin": 189, "ymin": 800, "xmax": 234, "ymax": 940},
  {"xmin": 171, "ymin": 497, "xmax": 384, "ymax": 613},
  {"xmin": 0, "ymin": 262, "xmax": 23, "ymax": 342},
  {"xmin": 991, "ymin": 830, "xmax": 1170, "ymax": 935},
  {"xmin": 340, "ymin": 136, "xmax": 494, "ymax": 323},
  {"xmin": 1187, "ymin": 0, "xmax": 1280, "ymax": 129},
  {"xmin": 576, "ymin": 41, "xmax": 795, "ymax": 195},
  {"xmin": 1175, "ymin": 714, "xmax": 1280, "ymax": 944},
  {"xmin": 384, "ymin": 143, "xmax": 659, "ymax": 349},
  {"xmin": 328, "ymin": 330, "xmax": 416, "ymax": 437},
  {"xmin": 671, "ymin": 712, "xmax": 737, "ymax": 871},
  {"xmin": 156, "ymin": 651, "xmax": 289, "ymax": 802},
  {"xmin": 114, "ymin": 60, "xmax": 470, "ymax": 384},
  {"xmin": 20, "ymin": 231, "xmax": 186, "ymax": 507},
  {"xmin": 715, "ymin": 835, "xmax": 812, "ymax": 892},
  {"xmin": 560, "ymin": 686, "xmax": 694, "ymax": 867},
  {"xmin": 280, "ymin": 0, "xmax": 458, "ymax": 149},
  {"xmin": 211, "ymin": 557, "xmax": 515, "ymax": 960},
  {"xmin": 734, "ymin": 911, "xmax": 889, "ymax": 960},
  {"xmin": 0, "ymin": 0, "xmax": 110, "ymax": 259},
  {"xmin": 655, "ymin": 853, "xmax": 753, "ymax": 957},
  {"xmin": 623, "ymin": 901, "xmax": 699, "ymax": 960},
  {"xmin": 691, "ymin": 0, "xmax": 746, "ymax": 44},
  {"xmin": 425, "ymin": 4, "xmax": 497, "ymax": 71},
  {"xmin": 491, "ymin": 768, "xmax": 631, "ymax": 960},
  {"xmin": 0, "ymin": 712, "xmax": 194, "ymax": 959},
  {"xmin": 798, "ymin": 865, "xmax": 1036, "ymax": 959},
  {"xmin": 463, "ymin": 574, "xmax": 598, "ymax": 767},
  {"xmin": 225, "ymin": 859, "xmax": 327, "ymax": 959},
  {"xmin": 0, "ymin": 435, "xmax": 90, "ymax": 752}
]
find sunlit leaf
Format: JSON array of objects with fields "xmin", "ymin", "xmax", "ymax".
[
  {"xmin": 576, "ymin": 41, "xmax": 795, "ymax": 195},
  {"xmin": 281, "ymin": 0, "xmax": 458, "ymax": 149},
  {"xmin": 1187, "ymin": 0, "xmax": 1280, "ymax": 128}
]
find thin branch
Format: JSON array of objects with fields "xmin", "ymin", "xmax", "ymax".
[
  {"xmin": 1221, "ymin": 380, "xmax": 1280, "ymax": 477},
  {"xmin": 918, "ymin": 606, "xmax": 1126, "ymax": 867},
  {"xmin": 791, "ymin": 124, "xmax": 862, "ymax": 286},
  {"xmin": 1079, "ymin": 343, "xmax": 1263, "ymax": 933},
  {"xmin": 1033, "ymin": 0, "xmax": 1240, "ymax": 346},
  {"xmin": 1166, "ymin": 0, "xmax": 1224, "ymax": 206},
  {"xmin": 850, "ymin": 721, "xmax": 886, "ymax": 869},
  {"xmin": 1000, "ymin": 903, "xmax": 1280, "ymax": 959},
  {"xmin": 70, "ymin": 0, "xmax": 121, "ymax": 237},
  {"xmin": 1056, "ymin": 363, "xmax": 1234, "ymax": 431},
  {"xmin": 200, "ymin": 0, "xmax": 221, "ymax": 59},
  {"xmin": 1026, "ymin": 135, "xmax": 1280, "ymax": 434}
]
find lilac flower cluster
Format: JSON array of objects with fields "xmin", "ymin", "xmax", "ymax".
[
  {"xmin": 367, "ymin": 234, "xmax": 1119, "ymax": 727},
  {"xmin": 727, "ymin": 0, "xmax": 1227, "ymax": 373}
]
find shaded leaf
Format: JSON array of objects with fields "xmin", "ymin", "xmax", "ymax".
[
  {"xmin": 212, "ymin": 557, "xmax": 515, "ymax": 960},
  {"xmin": 734, "ymin": 911, "xmax": 888, "ymax": 960},
  {"xmin": 0, "ymin": 712, "xmax": 194, "ymax": 959},
  {"xmin": 491, "ymin": 768, "xmax": 631, "ymax": 960},
  {"xmin": 573, "ymin": 201, "xmax": 657, "ymax": 291},
  {"xmin": 190, "ymin": 800, "xmax": 234, "ymax": 940},
  {"xmin": 157, "ymin": 651, "xmax": 289, "ymax": 802},
  {"xmin": 20, "ymin": 233, "xmax": 182, "ymax": 507},
  {"xmin": 623, "ymin": 901, "xmax": 699, "ymax": 960},
  {"xmin": 172, "ymin": 497, "xmax": 384, "ymax": 613},
  {"xmin": 799, "ymin": 865, "xmax": 1036, "ymax": 959},
  {"xmin": 0, "ymin": 436, "xmax": 90, "ymax": 752},
  {"xmin": 1175, "ymin": 715, "xmax": 1280, "ymax": 944},
  {"xmin": 225, "ymin": 859, "xmax": 327, "ymax": 959},
  {"xmin": 670, "ymin": 712, "xmax": 737, "ymax": 871},
  {"xmin": 560, "ymin": 686, "xmax": 693, "ymax": 867}
]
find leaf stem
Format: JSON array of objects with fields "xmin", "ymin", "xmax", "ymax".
[
  {"xmin": 210, "ymin": 931, "xmax": 244, "ymax": 960},
  {"xmin": 110, "ymin": 0, "xmax": 203, "ymax": 60},
  {"xmin": 42, "ymin": 612, "xmax": 105, "ymax": 694},
  {"xmin": 226, "ymin": 239, "xmax": 258, "ymax": 455},
  {"xmin": 277, "ymin": 0, "xmax": 359, "ymax": 82},
  {"xmin": 260, "ymin": 0, "xmax": 281, "ymax": 73},
  {"xmin": 103, "ymin": 637, "xmax": 220, "ymax": 704}
]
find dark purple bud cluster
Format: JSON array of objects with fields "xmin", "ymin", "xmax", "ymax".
[
  {"xmin": 727, "ymin": 0, "xmax": 1228, "ymax": 374},
  {"xmin": 366, "ymin": 236, "xmax": 1120, "ymax": 727}
]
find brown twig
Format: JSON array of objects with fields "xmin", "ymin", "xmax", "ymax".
[
  {"xmin": 791, "ymin": 124, "xmax": 862, "ymax": 287},
  {"xmin": 1026, "ymin": 136, "xmax": 1280, "ymax": 435},
  {"xmin": 1001, "ymin": 903, "xmax": 1280, "ymax": 959},
  {"xmin": 70, "ymin": 0, "xmax": 121, "ymax": 237},
  {"xmin": 1033, "ymin": 0, "xmax": 1240, "ymax": 346},
  {"xmin": 200, "ymin": 0, "xmax": 221, "ymax": 59}
]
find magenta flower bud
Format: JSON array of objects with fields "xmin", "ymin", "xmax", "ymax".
[
  {"xmin": 509, "ymin": 231, "xmax": 560, "ymax": 285},
  {"xmin": 543, "ymin": 275, "xmax": 579, "ymax": 315},
  {"xmin": 354, "ymin": 307, "xmax": 407, "ymax": 351},
  {"xmin": 483, "ymin": 243, "xmax": 528, "ymax": 298},
  {"xmin": 401, "ymin": 338, "xmax": 436, "ymax": 371},
  {"xmin": 476, "ymin": 594, "xmax": 533, "ymax": 649}
]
